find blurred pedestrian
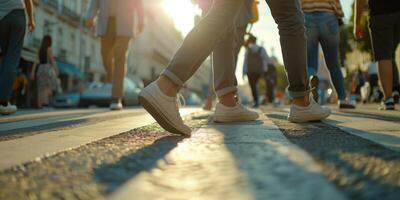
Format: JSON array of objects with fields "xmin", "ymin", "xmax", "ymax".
[
  {"xmin": 31, "ymin": 35, "xmax": 59, "ymax": 108},
  {"xmin": 354, "ymin": 0, "xmax": 400, "ymax": 110},
  {"xmin": 139, "ymin": 0, "xmax": 331, "ymax": 136},
  {"xmin": 0, "ymin": 0, "xmax": 35, "ymax": 115},
  {"xmin": 243, "ymin": 34, "xmax": 271, "ymax": 108},
  {"xmin": 86, "ymin": 0, "xmax": 144, "ymax": 110},
  {"xmin": 301, "ymin": 0, "xmax": 355, "ymax": 109},
  {"xmin": 11, "ymin": 67, "xmax": 28, "ymax": 105}
]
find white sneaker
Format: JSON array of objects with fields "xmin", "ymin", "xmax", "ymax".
[
  {"xmin": 214, "ymin": 102, "xmax": 259, "ymax": 123},
  {"xmin": 138, "ymin": 82, "xmax": 191, "ymax": 136},
  {"xmin": 0, "ymin": 103, "xmax": 17, "ymax": 115},
  {"xmin": 110, "ymin": 100, "xmax": 123, "ymax": 111},
  {"xmin": 287, "ymin": 97, "xmax": 331, "ymax": 123}
]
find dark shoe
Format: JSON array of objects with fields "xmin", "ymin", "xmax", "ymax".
[
  {"xmin": 393, "ymin": 91, "xmax": 399, "ymax": 104},
  {"xmin": 338, "ymin": 100, "xmax": 356, "ymax": 109},
  {"xmin": 310, "ymin": 76, "xmax": 319, "ymax": 103},
  {"xmin": 379, "ymin": 97, "xmax": 395, "ymax": 110}
]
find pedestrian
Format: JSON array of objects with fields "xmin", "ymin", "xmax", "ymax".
[
  {"xmin": 30, "ymin": 35, "xmax": 59, "ymax": 108},
  {"xmin": 139, "ymin": 0, "xmax": 331, "ymax": 136},
  {"xmin": 242, "ymin": 34, "xmax": 271, "ymax": 108},
  {"xmin": 354, "ymin": 0, "xmax": 400, "ymax": 110},
  {"xmin": 0, "ymin": 0, "xmax": 35, "ymax": 115},
  {"xmin": 301, "ymin": 0, "xmax": 355, "ymax": 109},
  {"xmin": 86, "ymin": 0, "xmax": 144, "ymax": 110}
]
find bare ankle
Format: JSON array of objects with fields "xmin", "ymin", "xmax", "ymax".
[
  {"xmin": 292, "ymin": 95, "xmax": 310, "ymax": 107},
  {"xmin": 219, "ymin": 92, "xmax": 237, "ymax": 107},
  {"xmin": 157, "ymin": 76, "xmax": 179, "ymax": 97}
]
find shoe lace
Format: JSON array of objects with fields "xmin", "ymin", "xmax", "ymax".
[{"xmin": 174, "ymin": 94, "xmax": 186, "ymax": 121}]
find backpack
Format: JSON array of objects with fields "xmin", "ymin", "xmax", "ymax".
[{"xmin": 247, "ymin": 47, "xmax": 263, "ymax": 74}]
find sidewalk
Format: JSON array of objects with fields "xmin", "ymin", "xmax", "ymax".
[{"xmin": 0, "ymin": 105, "xmax": 399, "ymax": 199}]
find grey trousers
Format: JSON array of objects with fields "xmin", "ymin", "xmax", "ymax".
[
  {"xmin": 0, "ymin": 10, "xmax": 26, "ymax": 102},
  {"xmin": 163, "ymin": 0, "xmax": 309, "ymax": 98}
]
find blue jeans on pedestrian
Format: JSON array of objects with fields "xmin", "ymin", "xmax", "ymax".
[
  {"xmin": 0, "ymin": 9, "xmax": 26, "ymax": 103},
  {"xmin": 305, "ymin": 11, "xmax": 346, "ymax": 100}
]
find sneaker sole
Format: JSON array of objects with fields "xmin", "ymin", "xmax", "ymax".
[
  {"xmin": 138, "ymin": 91, "xmax": 190, "ymax": 136},
  {"xmin": 214, "ymin": 114, "xmax": 259, "ymax": 123},
  {"xmin": 287, "ymin": 112, "xmax": 330, "ymax": 123}
]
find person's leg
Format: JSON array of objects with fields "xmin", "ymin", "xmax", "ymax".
[
  {"xmin": 100, "ymin": 17, "xmax": 116, "ymax": 83},
  {"xmin": 266, "ymin": 0, "xmax": 330, "ymax": 122},
  {"xmin": 0, "ymin": 10, "xmax": 26, "ymax": 104},
  {"xmin": 266, "ymin": 0, "xmax": 310, "ymax": 105},
  {"xmin": 233, "ymin": 25, "xmax": 247, "ymax": 69},
  {"xmin": 377, "ymin": 60, "xmax": 393, "ymax": 99},
  {"xmin": 111, "ymin": 37, "xmax": 130, "ymax": 102},
  {"xmin": 393, "ymin": 60, "xmax": 399, "ymax": 92},
  {"xmin": 369, "ymin": 14, "xmax": 395, "ymax": 101},
  {"xmin": 304, "ymin": 12, "xmax": 320, "ymax": 102},
  {"xmin": 304, "ymin": 13, "xmax": 319, "ymax": 77},
  {"xmin": 319, "ymin": 13, "xmax": 347, "ymax": 101},
  {"xmin": 159, "ymin": 0, "xmax": 244, "ymax": 97},
  {"xmin": 248, "ymin": 73, "xmax": 260, "ymax": 106},
  {"xmin": 213, "ymin": 20, "xmax": 237, "ymax": 107},
  {"xmin": 266, "ymin": 79, "xmax": 275, "ymax": 103}
]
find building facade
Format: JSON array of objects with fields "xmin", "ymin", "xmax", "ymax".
[{"xmin": 20, "ymin": 0, "xmax": 210, "ymax": 97}]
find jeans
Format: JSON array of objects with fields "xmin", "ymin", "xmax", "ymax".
[
  {"xmin": 0, "ymin": 9, "xmax": 26, "ymax": 102},
  {"xmin": 305, "ymin": 11, "xmax": 346, "ymax": 100},
  {"xmin": 162, "ymin": 0, "xmax": 309, "ymax": 98}
]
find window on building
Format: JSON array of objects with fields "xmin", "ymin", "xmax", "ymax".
[{"xmin": 70, "ymin": 33, "xmax": 76, "ymax": 53}]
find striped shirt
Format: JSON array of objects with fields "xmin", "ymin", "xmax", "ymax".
[{"xmin": 301, "ymin": 0, "xmax": 344, "ymax": 18}]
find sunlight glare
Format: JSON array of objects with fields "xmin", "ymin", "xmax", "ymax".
[{"xmin": 162, "ymin": 0, "xmax": 199, "ymax": 35}]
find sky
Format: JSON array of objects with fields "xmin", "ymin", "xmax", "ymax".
[{"xmin": 162, "ymin": 0, "xmax": 354, "ymax": 83}]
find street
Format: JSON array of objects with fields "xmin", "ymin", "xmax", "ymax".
[{"xmin": 0, "ymin": 105, "xmax": 399, "ymax": 199}]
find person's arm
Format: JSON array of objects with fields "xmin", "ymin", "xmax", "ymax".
[
  {"xmin": 47, "ymin": 47, "xmax": 59, "ymax": 75},
  {"xmin": 354, "ymin": 0, "xmax": 365, "ymax": 39},
  {"xmin": 135, "ymin": 0, "xmax": 145, "ymax": 33},
  {"xmin": 85, "ymin": 0, "xmax": 99, "ymax": 28},
  {"xmin": 24, "ymin": 0, "xmax": 35, "ymax": 32}
]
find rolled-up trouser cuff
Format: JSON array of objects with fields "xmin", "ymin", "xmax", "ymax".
[
  {"xmin": 162, "ymin": 69, "xmax": 184, "ymax": 87},
  {"xmin": 215, "ymin": 86, "xmax": 237, "ymax": 98},
  {"xmin": 287, "ymin": 87, "xmax": 311, "ymax": 99}
]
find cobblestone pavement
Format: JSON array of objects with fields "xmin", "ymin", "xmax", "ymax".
[{"xmin": 0, "ymin": 106, "xmax": 399, "ymax": 200}]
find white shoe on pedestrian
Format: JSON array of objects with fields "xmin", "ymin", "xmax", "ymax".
[
  {"xmin": 110, "ymin": 100, "xmax": 123, "ymax": 111},
  {"xmin": 214, "ymin": 102, "xmax": 259, "ymax": 123},
  {"xmin": 138, "ymin": 82, "xmax": 191, "ymax": 136},
  {"xmin": 287, "ymin": 97, "xmax": 331, "ymax": 123},
  {"xmin": 0, "ymin": 103, "xmax": 17, "ymax": 115}
]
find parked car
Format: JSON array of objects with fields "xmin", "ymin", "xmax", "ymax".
[
  {"xmin": 79, "ymin": 78, "xmax": 142, "ymax": 107},
  {"xmin": 51, "ymin": 91, "xmax": 80, "ymax": 108}
]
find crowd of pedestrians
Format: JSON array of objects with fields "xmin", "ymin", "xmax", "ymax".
[{"xmin": 0, "ymin": 0, "xmax": 399, "ymax": 136}]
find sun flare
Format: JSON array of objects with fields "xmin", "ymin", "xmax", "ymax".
[{"xmin": 162, "ymin": 0, "xmax": 199, "ymax": 35}]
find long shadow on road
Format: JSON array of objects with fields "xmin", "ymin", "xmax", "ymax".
[
  {"xmin": 213, "ymin": 119, "xmax": 346, "ymax": 200},
  {"xmin": 93, "ymin": 135, "xmax": 184, "ymax": 193},
  {"xmin": 267, "ymin": 113, "xmax": 400, "ymax": 200}
]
